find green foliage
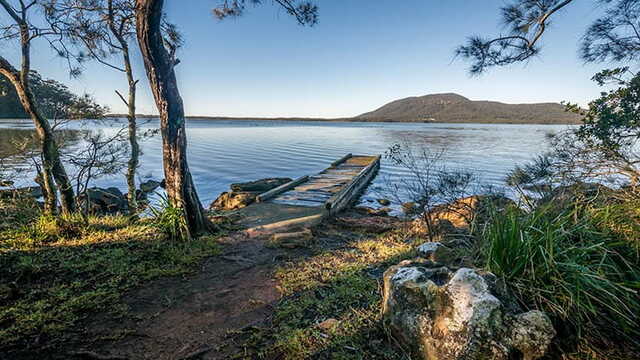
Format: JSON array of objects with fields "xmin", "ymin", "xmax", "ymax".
[
  {"xmin": 0, "ymin": 71, "xmax": 108, "ymax": 119},
  {"xmin": 150, "ymin": 194, "xmax": 190, "ymax": 241},
  {"xmin": 573, "ymin": 69, "xmax": 640, "ymax": 151},
  {"xmin": 481, "ymin": 202, "xmax": 640, "ymax": 355}
]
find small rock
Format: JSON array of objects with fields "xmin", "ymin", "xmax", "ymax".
[
  {"xmin": 402, "ymin": 202, "xmax": 420, "ymax": 216},
  {"xmin": 77, "ymin": 187, "xmax": 127, "ymax": 214},
  {"xmin": 416, "ymin": 242, "xmax": 455, "ymax": 264},
  {"xmin": 0, "ymin": 180, "xmax": 14, "ymax": 187},
  {"xmin": 140, "ymin": 179, "xmax": 161, "ymax": 193},
  {"xmin": 0, "ymin": 186, "xmax": 42, "ymax": 199},
  {"xmin": 268, "ymin": 229, "xmax": 313, "ymax": 249},
  {"xmin": 354, "ymin": 206, "xmax": 390, "ymax": 217},
  {"xmin": 317, "ymin": 318, "xmax": 339, "ymax": 331},
  {"xmin": 377, "ymin": 198, "xmax": 391, "ymax": 206}
]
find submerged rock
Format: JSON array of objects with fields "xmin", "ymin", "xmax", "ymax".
[{"xmin": 382, "ymin": 262, "xmax": 555, "ymax": 360}]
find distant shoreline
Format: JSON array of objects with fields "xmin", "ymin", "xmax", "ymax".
[{"xmin": 101, "ymin": 114, "xmax": 579, "ymax": 125}]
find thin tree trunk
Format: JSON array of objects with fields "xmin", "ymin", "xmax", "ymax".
[
  {"xmin": 135, "ymin": 0, "xmax": 212, "ymax": 235},
  {"xmin": 0, "ymin": 56, "xmax": 59, "ymax": 214},
  {"xmin": 107, "ymin": 0, "xmax": 139, "ymax": 213},
  {"xmin": 0, "ymin": 8, "xmax": 76, "ymax": 214},
  {"xmin": 124, "ymin": 51, "xmax": 139, "ymax": 213}
]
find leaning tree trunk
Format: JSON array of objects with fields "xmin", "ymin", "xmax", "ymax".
[
  {"xmin": 2, "ymin": 21, "xmax": 76, "ymax": 214},
  {"xmin": 136, "ymin": 0, "xmax": 211, "ymax": 235},
  {"xmin": 0, "ymin": 56, "xmax": 61, "ymax": 214}
]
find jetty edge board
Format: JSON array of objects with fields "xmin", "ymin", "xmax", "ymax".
[
  {"xmin": 268, "ymin": 155, "xmax": 380, "ymax": 207},
  {"xmin": 237, "ymin": 154, "xmax": 381, "ymax": 236}
]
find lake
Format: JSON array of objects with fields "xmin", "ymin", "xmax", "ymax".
[{"xmin": 0, "ymin": 118, "xmax": 570, "ymax": 207}]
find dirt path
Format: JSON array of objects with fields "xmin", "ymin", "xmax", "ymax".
[
  {"xmin": 59, "ymin": 211, "xmax": 402, "ymax": 360},
  {"xmin": 71, "ymin": 233, "xmax": 293, "ymax": 359}
]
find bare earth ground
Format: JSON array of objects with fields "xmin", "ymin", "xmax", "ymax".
[{"xmin": 64, "ymin": 212, "xmax": 401, "ymax": 360}]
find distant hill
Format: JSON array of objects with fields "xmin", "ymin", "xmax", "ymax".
[{"xmin": 356, "ymin": 93, "xmax": 581, "ymax": 124}]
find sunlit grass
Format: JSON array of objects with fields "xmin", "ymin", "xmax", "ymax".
[
  {"xmin": 0, "ymin": 207, "xmax": 221, "ymax": 353},
  {"xmin": 242, "ymin": 229, "xmax": 415, "ymax": 359}
]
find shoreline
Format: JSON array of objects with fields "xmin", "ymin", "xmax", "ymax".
[{"xmin": 99, "ymin": 115, "xmax": 580, "ymax": 125}]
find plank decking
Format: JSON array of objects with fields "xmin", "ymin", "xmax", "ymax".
[{"xmin": 237, "ymin": 154, "xmax": 380, "ymax": 235}]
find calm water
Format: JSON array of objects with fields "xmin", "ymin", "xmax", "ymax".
[{"xmin": 0, "ymin": 118, "xmax": 570, "ymax": 206}]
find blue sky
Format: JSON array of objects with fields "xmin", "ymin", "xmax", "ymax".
[{"xmin": 6, "ymin": 0, "xmax": 611, "ymax": 117}]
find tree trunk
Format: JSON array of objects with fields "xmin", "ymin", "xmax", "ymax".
[
  {"xmin": 123, "ymin": 50, "xmax": 139, "ymax": 213},
  {"xmin": 135, "ymin": 0, "xmax": 211, "ymax": 235},
  {"xmin": 0, "ymin": 56, "xmax": 60, "ymax": 214}
]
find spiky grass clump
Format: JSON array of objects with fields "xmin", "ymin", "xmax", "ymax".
[
  {"xmin": 481, "ymin": 204, "xmax": 640, "ymax": 358},
  {"xmin": 150, "ymin": 194, "xmax": 190, "ymax": 241}
]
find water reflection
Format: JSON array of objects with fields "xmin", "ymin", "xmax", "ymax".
[{"xmin": 0, "ymin": 119, "xmax": 571, "ymax": 206}]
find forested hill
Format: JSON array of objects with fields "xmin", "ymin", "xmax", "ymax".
[
  {"xmin": 0, "ymin": 72, "xmax": 106, "ymax": 120},
  {"xmin": 356, "ymin": 93, "xmax": 582, "ymax": 124}
]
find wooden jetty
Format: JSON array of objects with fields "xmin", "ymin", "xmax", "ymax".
[{"xmin": 237, "ymin": 154, "xmax": 381, "ymax": 236}]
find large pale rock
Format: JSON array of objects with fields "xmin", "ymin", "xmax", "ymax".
[
  {"xmin": 210, "ymin": 177, "xmax": 293, "ymax": 211},
  {"xmin": 412, "ymin": 195, "xmax": 515, "ymax": 235},
  {"xmin": 210, "ymin": 191, "xmax": 258, "ymax": 211},
  {"xmin": 382, "ymin": 262, "xmax": 555, "ymax": 360}
]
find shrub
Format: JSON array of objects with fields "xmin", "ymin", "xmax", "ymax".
[
  {"xmin": 481, "ymin": 203, "xmax": 640, "ymax": 356},
  {"xmin": 149, "ymin": 194, "xmax": 190, "ymax": 241}
]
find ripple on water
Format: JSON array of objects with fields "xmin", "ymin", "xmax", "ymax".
[{"xmin": 0, "ymin": 119, "xmax": 571, "ymax": 205}]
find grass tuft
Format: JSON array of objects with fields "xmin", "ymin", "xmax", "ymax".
[{"xmin": 480, "ymin": 202, "xmax": 640, "ymax": 358}]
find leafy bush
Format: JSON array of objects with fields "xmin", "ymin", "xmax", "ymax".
[
  {"xmin": 149, "ymin": 194, "xmax": 190, "ymax": 241},
  {"xmin": 481, "ymin": 203, "xmax": 640, "ymax": 356}
]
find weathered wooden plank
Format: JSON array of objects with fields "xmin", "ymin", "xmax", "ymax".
[
  {"xmin": 331, "ymin": 153, "xmax": 352, "ymax": 167},
  {"xmin": 325, "ymin": 155, "xmax": 381, "ymax": 213},
  {"xmin": 257, "ymin": 175, "xmax": 309, "ymax": 202}
]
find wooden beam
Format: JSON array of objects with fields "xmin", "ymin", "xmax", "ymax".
[
  {"xmin": 331, "ymin": 153, "xmax": 352, "ymax": 167},
  {"xmin": 325, "ymin": 155, "xmax": 381, "ymax": 213},
  {"xmin": 257, "ymin": 175, "xmax": 309, "ymax": 202}
]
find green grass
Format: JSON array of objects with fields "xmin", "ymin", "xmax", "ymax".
[
  {"xmin": 235, "ymin": 230, "xmax": 415, "ymax": 359},
  {"xmin": 480, "ymin": 202, "xmax": 640, "ymax": 358},
  {"xmin": 0, "ymin": 206, "xmax": 221, "ymax": 353}
]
